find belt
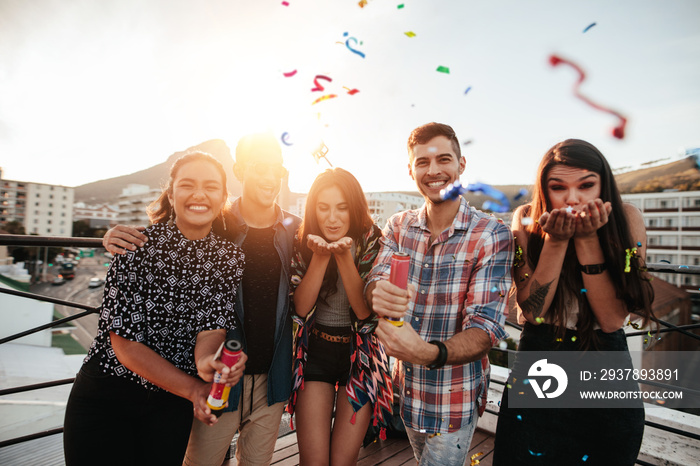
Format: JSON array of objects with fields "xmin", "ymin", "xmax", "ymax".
[{"xmin": 312, "ymin": 327, "xmax": 351, "ymax": 344}]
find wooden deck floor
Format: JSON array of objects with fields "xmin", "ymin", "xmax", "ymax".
[{"xmin": 223, "ymin": 428, "xmax": 495, "ymax": 466}]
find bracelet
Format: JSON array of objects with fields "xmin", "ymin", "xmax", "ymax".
[
  {"xmin": 579, "ymin": 263, "xmax": 607, "ymax": 274},
  {"xmin": 427, "ymin": 340, "xmax": 448, "ymax": 370}
]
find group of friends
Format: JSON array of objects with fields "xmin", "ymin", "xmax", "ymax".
[{"xmin": 62, "ymin": 122, "xmax": 654, "ymax": 466}]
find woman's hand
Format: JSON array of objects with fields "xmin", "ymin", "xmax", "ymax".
[
  {"xmin": 575, "ymin": 199, "xmax": 612, "ymax": 238},
  {"xmin": 538, "ymin": 208, "xmax": 576, "ymax": 242},
  {"xmin": 327, "ymin": 237, "xmax": 353, "ymax": 255},
  {"xmin": 306, "ymin": 234, "xmax": 332, "ymax": 256}
]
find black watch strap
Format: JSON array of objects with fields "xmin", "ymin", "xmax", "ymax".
[
  {"xmin": 427, "ymin": 340, "xmax": 448, "ymax": 370},
  {"xmin": 580, "ymin": 263, "xmax": 607, "ymax": 274}
]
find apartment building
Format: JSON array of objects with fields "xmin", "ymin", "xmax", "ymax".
[
  {"xmin": 622, "ymin": 190, "xmax": 700, "ymax": 290},
  {"xmin": 116, "ymin": 184, "xmax": 161, "ymax": 225},
  {"xmin": 0, "ymin": 178, "xmax": 74, "ymax": 236}
]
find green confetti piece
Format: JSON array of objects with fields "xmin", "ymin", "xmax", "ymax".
[
  {"xmin": 436, "ymin": 66, "xmax": 450, "ymax": 74},
  {"xmin": 398, "ymin": 3, "xmax": 405, "ymax": 9}
]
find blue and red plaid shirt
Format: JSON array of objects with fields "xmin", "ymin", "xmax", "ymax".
[{"xmin": 366, "ymin": 197, "xmax": 513, "ymax": 434}]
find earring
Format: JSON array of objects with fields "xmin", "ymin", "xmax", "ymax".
[
  {"xmin": 167, "ymin": 209, "xmax": 176, "ymax": 227},
  {"xmin": 221, "ymin": 212, "xmax": 227, "ymax": 231}
]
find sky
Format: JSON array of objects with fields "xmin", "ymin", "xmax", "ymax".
[{"xmin": 1, "ymin": 0, "xmax": 699, "ymax": 194}]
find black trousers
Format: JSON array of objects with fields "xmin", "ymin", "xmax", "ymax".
[
  {"xmin": 493, "ymin": 323, "xmax": 644, "ymax": 466},
  {"xmin": 63, "ymin": 358, "xmax": 194, "ymax": 466}
]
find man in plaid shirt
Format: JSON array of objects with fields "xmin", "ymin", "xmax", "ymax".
[{"xmin": 365, "ymin": 122, "xmax": 513, "ymax": 465}]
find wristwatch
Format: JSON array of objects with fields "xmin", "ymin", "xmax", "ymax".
[
  {"xmin": 579, "ymin": 263, "xmax": 607, "ymax": 274},
  {"xmin": 427, "ymin": 340, "xmax": 448, "ymax": 370}
]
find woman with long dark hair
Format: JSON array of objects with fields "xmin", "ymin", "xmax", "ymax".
[
  {"xmin": 64, "ymin": 152, "xmax": 246, "ymax": 465},
  {"xmin": 493, "ymin": 139, "xmax": 654, "ymax": 465},
  {"xmin": 286, "ymin": 168, "xmax": 393, "ymax": 465}
]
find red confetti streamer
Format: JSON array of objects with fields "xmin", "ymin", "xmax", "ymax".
[
  {"xmin": 549, "ymin": 54, "xmax": 627, "ymax": 139},
  {"xmin": 311, "ymin": 75, "xmax": 332, "ymax": 92},
  {"xmin": 283, "ymin": 70, "xmax": 297, "ymax": 77},
  {"xmin": 343, "ymin": 86, "xmax": 360, "ymax": 95}
]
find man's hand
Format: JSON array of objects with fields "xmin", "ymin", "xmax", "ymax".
[
  {"xmin": 190, "ymin": 380, "xmax": 219, "ymax": 426},
  {"xmin": 367, "ymin": 280, "xmax": 413, "ymax": 320},
  {"xmin": 197, "ymin": 352, "xmax": 247, "ymax": 386},
  {"xmin": 375, "ymin": 319, "xmax": 437, "ymax": 365},
  {"xmin": 103, "ymin": 225, "xmax": 148, "ymax": 255}
]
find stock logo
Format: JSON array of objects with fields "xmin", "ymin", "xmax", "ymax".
[{"xmin": 527, "ymin": 359, "xmax": 568, "ymax": 399}]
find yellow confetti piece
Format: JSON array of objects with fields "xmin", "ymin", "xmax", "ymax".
[
  {"xmin": 428, "ymin": 432, "xmax": 442, "ymax": 438},
  {"xmin": 556, "ymin": 338, "xmax": 563, "ymax": 342},
  {"xmin": 404, "ymin": 31, "xmax": 416, "ymax": 37},
  {"xmin": 571, "ymin": 336, "xmax": 578, "ymax": 342},
  {"xmin": 656, "ymin": 399, "xmax": 666, "ymax": 405},
  {"xmin": 312, "ymin": 94, "xmax": 338, "ymax": 105}
]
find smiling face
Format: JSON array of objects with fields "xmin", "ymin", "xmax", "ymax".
[
  {"xmin": 408, "ymin": 135, "xmax": 465, "ymax": 204},
  {"xmin": 545, "ymin": 165, "xmax": 602, "ymax": 211},
  {"xmin": 168, "ymin": 159, "xmax": 226, "ymax": 240},
  {"xmin": 315, "ymin": 185, "xmax": 350, "ymax": 242}
]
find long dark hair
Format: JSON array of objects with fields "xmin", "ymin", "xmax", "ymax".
[
  {"xmin": 526, "ymin": 139, "xmax": 654, "ymax": 348},
  {"xmin": 298, "ymin": 168, "xmax": 374, "ymax": 294},
  {"xmin": 148, "ymin": 152, "xmax": 229, "ymax": 232}
]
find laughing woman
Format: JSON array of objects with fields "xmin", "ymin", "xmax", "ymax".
[
  {"xmin": 286, "ymin": 168, "xmax": 393, "ymax": 466},
  {"xmin": 63, "ymin": 152, "xmax": 246, "ymax": 465},
  {"xmin": 493, "ymin": 140, "xmax": 654, "ymax": 465}
]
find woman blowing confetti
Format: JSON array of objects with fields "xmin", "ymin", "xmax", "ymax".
[{"xmin": 493, "ymin": 139, "xmax": 654, "ymax": 465}]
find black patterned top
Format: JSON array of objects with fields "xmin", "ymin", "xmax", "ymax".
[{"xmin": 85, "ymin": 223, "xmax": 245, "ymax": 390}]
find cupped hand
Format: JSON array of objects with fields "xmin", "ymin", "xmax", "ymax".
[
  {"xmin": 575, "ymin": 199, "xmax": 612, "ymax": 237},
  {"xmin": 191, "ymin": 381, "xmax": 218, "ymax": 426},
  {"xmin": 538, "ymin": 208, "xmax": 576, "ymax": 242},
  {"xmin": 306, "ymin": 234, "xmax": 332, "ymax": 256},
  {"xmin": 327, "ymin": 237, "xmax": 353, "ymax": 254}
]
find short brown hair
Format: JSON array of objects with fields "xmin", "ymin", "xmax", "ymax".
[{"xmin": 407, "ymin": 122, "xmax": 461, "ymax": 160}]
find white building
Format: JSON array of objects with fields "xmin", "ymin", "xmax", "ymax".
[
  {"xmin": 366, "ymin": 192, "xmax": 423, "ymax": 227},
  {"xmin": 116, "ymin": 184, "xmax": 161, "ymax": 225},
  {"xmin": 622, "ymin": 190, "xmax": 700, "ymax": 290},
  {"xmin": 0, "ymin": 179, "xmax": 74, "ymax": 236},
  {"xmin": 73, "ymin": 202, "xmax": 120, "ymax": 229},
  {"xmin": 290, "ymin": 191, "xmax": 424, "ymax": 229}
]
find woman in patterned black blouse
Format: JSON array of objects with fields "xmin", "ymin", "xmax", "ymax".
[
  {"xmin": 63, "ymin": 152, "xmax": 246, "ymax": 465},
  {"xmin": 286, "ymin": 168, "xmax": 393, "ymax": 466}
]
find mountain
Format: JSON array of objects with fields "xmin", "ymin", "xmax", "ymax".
[
  {"xmin": 74, "ymin": 140, "xmax": 241, "ymax": 204},
  {"xmin": 616, "ymin": 155, "xmax": 700, "ymax": 193}
]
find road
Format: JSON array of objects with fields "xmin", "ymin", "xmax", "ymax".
[{"xmin": 30, "ymin": 254, "xmax": 110, "ymax": 350}]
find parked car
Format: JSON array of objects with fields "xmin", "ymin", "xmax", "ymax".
[
  {"xmin": 88, "ymin": 277, "xmax": 105, "ymax": 288},
  {"xmin": 52, "ymin": 276, "xmax": 66, "ymax": 286}
]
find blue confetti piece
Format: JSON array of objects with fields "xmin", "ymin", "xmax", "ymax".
[
  {"xmin": 581, "ymin": 288, "xmax": 587, "ymax": 293},
  {"xmin": 517, "ymin": 415, "xmax": 522, "ymax": 421},
  {"xmin": 582, "ymin": 454, "xmax": 589, "ymax": 461},
  {"xmin": 464, "ymin": 86, "xmax": 472, "ymax": 95},
  {"xmin": 491, "ymin": 286, "xmax": 498, "ymax": 292},
  {"xmin": 583, "ymin": 22, "xmax": 596, "ymax": 33},
  {"xmin": 523, "ymin": 379, "xmax": 530, "ymax": 385},
  {"xmin": 514, "ymin": 188, "xmax": 528, "ymax": 200},
  {"xmin": 528, "ymin": 449, "xmax": 544, "ymax": 457},
  {"xmin": 636, "ymin": 242, "xmax": 642, "ymax": 247}
]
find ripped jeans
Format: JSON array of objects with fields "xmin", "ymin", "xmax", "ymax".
[{"xmin": 405, "ymin": 417, "xmax": 478, "ymax": 466}]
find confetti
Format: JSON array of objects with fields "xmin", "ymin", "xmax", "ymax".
[
  {"xmin": 311, "ymin": 75, "xmax": 332, "ymax": 92},
  {"xmin": 637, "ymin": 242, "xmax": 642, "ymax": 247},
  {"xmin": 625, "ymin": 247, "xmax": 637, "ymax": 272},
  {"xmin": 582, "ymin": 454, "xmax": 589, "ymax": 461},
  {"xmin": 581, "ymin": 288, "xmax": 587, "ymax": 293},
  {"xmin": 359, "ymin": 0, "xmax": 367, "ymax": 7},
  {"xmin": 514, "ymin": 244, "xmax": 525, "ymax": 267},
  {"xmin": 428, "ymin": 433, "xmax": 441, "ymax": 438},
  {"xmin": 656, "ymin": 399, "xmax": 666, "ymax": 405},
  {"xmin": 282, "ymin": 217, "xmax": 294, "ymax": 227},
  {"xmin": 529, "ymin": 450, "xmax": 544, "ymax": 457},
  {"xmin": 397, "ymin": 3, "xmax": 405, "ymax": 8},
  {"xmin": 343, "ymin": 32, "xmax": 365, "ymax": 58},
  {"xmin": 535, "ymin": 317, "xmax": 544, "ymax": 323},
  {"xmin": 470, "ymin": 452, "xmax": 484, "ymax": 466},
  {"xmin": 280, "ymin": 132, "xmax": 293, "ymax": 146},
  {"xmin": 582, "ymin": 23, "xmax": 596, "ymax": 33},
  {"xmin": 404, "ymin": 31, "xmax": 416, "ymax": 37},
  {"xmin": 312, "ymin": 94, "xmax": 337, "ymax": 105},
  {"xmin": 514, "ymin": 188, "xmax": 528, "ymax": 200},
  {"xmin": 464, "ymin": 86, "xmax": 472, "ymax": 94},
  {"xmin": 436, "ymin": 65, "xmax": 450, "ymax": 74},
  {"xmin": 565, "ymin": 206, "xmax": 574, "ymax": 214},
  {"xmin": 283, "ymin": 70, "xmax": 297, "ymax": 77},
  {"xmin": 282, "ymin": 1, "xmax": 289, "ymax": 5},
  {"xmin": 549, "ymin": 54, "xmax": 627, "ymax": 139},
  {"xmin": 343, "ymin": 87, "xmax": 360, "ymax": 95},
  {"xmin": 440, "ymin": 181, "xmax": 511, "ymax": 212},
  {"xmin": 521, "ymin": 217, "xmax": 534, "ymax": 226},
  {"xmin": 499, "ymin": 340, "xmax": 508, "ymax": 350},
  {"xmin": 506, "ymin": 384, "xmax": 512, "ymax": 389},
  {"xmin": 516, "ymin": 414, "xmax": 522, "ymax": 421},
  {"xmin": 491, "ymin": 286, "xmax": 498, "ymax": 292},
  {"xmin": 571, "ymin": 336, "xmax": 578, "ymax": 342},
  {"xmin": 659, "ymin": 259, "xmax": 671, "ymax": 264}
]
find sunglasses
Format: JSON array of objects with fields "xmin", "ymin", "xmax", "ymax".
[{"xmin": 245, "ymin": 163, "xmax": 288, "ymax": 179}]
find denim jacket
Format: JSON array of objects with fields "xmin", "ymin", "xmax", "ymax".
[{"xmin": 219, "ymin": 198, "xmax": 300, "ymax": 411}]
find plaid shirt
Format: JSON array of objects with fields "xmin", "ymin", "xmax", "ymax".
[{"xmin": 366, "ymin": 197, "xmax": 513, "ymax": 434}]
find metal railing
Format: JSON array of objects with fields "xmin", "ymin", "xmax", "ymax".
[{"xmin": 1, "ymin": 235, "xmax": 699, "ymax": 463}]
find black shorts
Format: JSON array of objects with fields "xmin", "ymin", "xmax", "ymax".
[{"xmin": 304, "ymin": 325, "xmax": 352, "ymax": 386}]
